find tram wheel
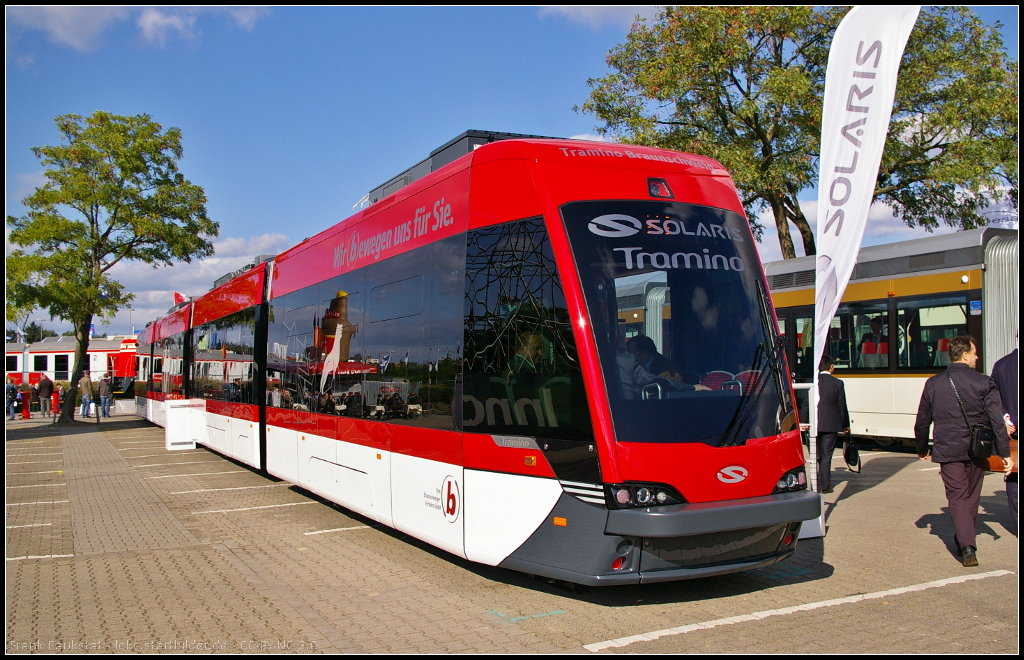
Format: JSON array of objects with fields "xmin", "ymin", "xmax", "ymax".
[{"xmin": 873, "ymin": 436, "xmax": 897, "ymax": 448}]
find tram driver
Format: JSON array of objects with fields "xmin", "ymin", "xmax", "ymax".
[{"xmin": 618, "ymin": 335, "xmax": 710, "ymax": 399}]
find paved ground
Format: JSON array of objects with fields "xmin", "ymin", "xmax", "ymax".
[{"xmin": 5, "ymin": 404, "xmax": 1018, "ymax": 653}]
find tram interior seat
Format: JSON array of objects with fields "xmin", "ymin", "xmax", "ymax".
[
  {"xmin": 700, "ymin": 370, "xmax": 735, "ymax": 391},
  {"xmin": 934, "ymin": 338, "xmax": 952, "ymax": 366},
  {"xmin": 734, "ymin": 370, "xmax": 760, "ymax": 393}
]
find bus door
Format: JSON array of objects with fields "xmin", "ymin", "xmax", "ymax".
[{"xmin": 777, "ymin": 306, "xmax": 814, "ymax": 422}]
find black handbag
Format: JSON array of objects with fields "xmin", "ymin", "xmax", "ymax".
[
  {"xmin": 843, "ymin": 433, "xmax": 861, "ymax": 473},
  {"xmin": 947, "ymin": 374, "xmax": 996, "ymax": 460}
]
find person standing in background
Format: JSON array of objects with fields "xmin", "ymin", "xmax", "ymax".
[
  {"xmin": 816, "ymin": 354, "xmax": 850, "ymax": 494},
  {"xmin": 79, "ymin": 373, "xmax": 94, "ymax": 418},
  {"xmin": 38, "ymin": 374, "xmax": 54, "ymax": 418},
  {"xmin": 991, "ymin": 345, "xmax": 1018, "ymax": 528},
  {"xmin": 98, "ymin": 373, "xmax": 113, "ymax": 418}
]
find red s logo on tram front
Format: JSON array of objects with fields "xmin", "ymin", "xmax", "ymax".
[{"xmin": 442, "ymin": 475, "xmax": 460, "ymax": 523}]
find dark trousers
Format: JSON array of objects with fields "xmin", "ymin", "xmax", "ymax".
[
  {"xmin": 939, "ymin": 460, "xmax": 986, "ymax": 549},
  {"xmin": 817, "ymin": 432, "xmax": 839, "ymax": 492}
]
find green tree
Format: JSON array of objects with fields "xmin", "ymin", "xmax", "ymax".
[
  {"xmin": 579, "ymin": 6, "xmax": 1018, "ymax": 259},
  {"xmin": 6, "ymin": 111, "xmax": 218, "ymax": 423},
  {"xmin": 23, "ymin": 321, "xmax": 59, "ymax": 343}
]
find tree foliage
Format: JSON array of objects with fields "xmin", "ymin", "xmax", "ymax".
[
  {"xmin": 579, "ymin": 6, "xmax": 1018, "ymax": 259},
  {"xmin": 6, "ymin": 111, "xmax": 218, "ymax": 422}
]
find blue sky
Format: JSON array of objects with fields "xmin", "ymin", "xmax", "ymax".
[{"xmin": 5, "ymin": 6, "xmax": 1018, "ymax": 336}]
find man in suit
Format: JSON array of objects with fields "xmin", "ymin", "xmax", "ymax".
[
  {"xmin": 915, "ymin": 335, "xmax": 1013, "ymax": 567},
  {"xmin": 991, "ymin": 345, "xmax": 1018, "ymax": 526},
  {"xmin": 816, "ymin": 354, "xmax": 850, "ymax": 494}
]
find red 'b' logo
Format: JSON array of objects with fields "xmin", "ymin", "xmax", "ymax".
[{"xmin": 442, "ymin": 475, "xmax": 460, "ymax": 523}]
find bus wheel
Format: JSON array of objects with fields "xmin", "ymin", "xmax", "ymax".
[{"xmin": 873, "ymin": 437, "xmax": 896, "ymax": 448}]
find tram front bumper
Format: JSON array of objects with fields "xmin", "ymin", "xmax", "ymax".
[{"xmin": 605, "ymin": 490, "xmax": 821, "ymax": 538}]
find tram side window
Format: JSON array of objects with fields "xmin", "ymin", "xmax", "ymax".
[
  {"xmin": 266, "ymin": 285, "xmax": 323, "ymax": 411},
  {"xmin": 827, "ymin": 302, "xmax": 889, "ymax": 370},
  {"xmin": 463, "ymin": 218, "xmax": 593, "ymax": 442},
  {"xmin": 357, "ymin": 235, "xmax": 464, "ymax": 429},
  {"xmin": 157, "ymin": 334, "xmax": 186, "ymax": 397},
  {"xmin": 190, "ymin": 308, "xmax": 257, "ymax": 403},
  {"xmin": 897, "ymin": 296, "xmax": 967, "ymax": 368}
]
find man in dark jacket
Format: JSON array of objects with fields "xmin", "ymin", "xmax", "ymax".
[
  {"xmin": 817, "ymin": 354, "xmax": 850, "ymax": 493},
  {"xmin": 915, "ymin": 335, "xmax": 1013, "ymax": 567},
  {"xmin": 38, "ymin": 375, "xmax": 54, "ymax": 418}
]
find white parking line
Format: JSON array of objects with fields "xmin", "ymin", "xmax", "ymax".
[
  {"xmin": 192, "ymin": 502, "xmax": 316, "ymax": 514},
  {"xmin": 6, "ymin": 554, "xmax": 74, "ymax": 561},
  {"xmin": 918, "ymin": 467, "xmax": 941, "ymax": 471},
  {"xmin": 5, "ymin": 460, "xmax": 62, "ymax": 465},
  {"xmin": 145, "ymin": 471, "xmax": 246, "ymax": 479},
  {"xmin": 304, "ymin": 525, "xmax": 374, "ymax": 536},
  {"xmin": 5, "ymin": 501, "xmax": 70, "ymax": 506},
  {"xmin": 171, "ymin": 484, "xmax": 288, "ymax": 495},
  {"xmin": 4, "ymin": 453, "xmax": 63, "ymax": 457},
  {"xmin": 5, "ymin": 484, "xmax": 66, "ymax": 489},
  {"xmin": 13, "ymin": 470, "xmax": 63, "ymax": 475},
  {"xmin": 582, "ymin": 570, "xmax": 1015, "ymax": 652},
  {"xmin": 6, "ymin": 523, "xmax": 54, "ymax": 529},
  {"xmin": 133, "ymin": 461, "xmax": 222, "ymax": 468},
  {"xmin": 125, "ymin": 451, "xmax": 206, "ymax": 458}
]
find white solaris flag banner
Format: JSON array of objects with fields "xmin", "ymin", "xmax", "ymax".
[{"xmin": 813, "ymin": 6, "xmax": 920, "ymax": 385}]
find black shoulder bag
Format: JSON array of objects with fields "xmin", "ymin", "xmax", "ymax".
[{"xmin": 947, "ymin": 374, "xmax": 995, "ymax": 460}]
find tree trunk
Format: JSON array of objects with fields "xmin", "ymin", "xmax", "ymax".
[
  {"xmin": 55, "ymin": 315, "xmax": 93, "ymax": 425},
  {"xmin": 771, "ymin": 196, "xmax": 797, "ymax": 259},
  {"xmin": 788, "ymin": 199, "xmax": 817, "ymax": 257}
]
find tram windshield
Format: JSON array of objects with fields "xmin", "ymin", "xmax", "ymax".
[{"xmin": 561, "ymin": 200, "xmax": 789, "ymax": 445}]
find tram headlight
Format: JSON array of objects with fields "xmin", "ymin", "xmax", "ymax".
[
  {"xmin": 772, "ymin": 466, "xmax": 808, "ymax": 494},
  {"xmin": 606, "ymin": 483, "xmax": 685, "ymax": 509}
]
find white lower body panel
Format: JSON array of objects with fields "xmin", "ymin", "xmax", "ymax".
[
  {"xmin": 391, "ymin": 454, "xmax": 465, "ymax": 558},
  {"xmin": 464, "ymin": 470, "xmax": 562, "ymax": 565}
]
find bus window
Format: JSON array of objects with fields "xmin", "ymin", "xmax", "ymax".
[
  {"xmin": 828, "ymin": 302, "xmax": 889, "ymax": 370},
  {"xmin": 897, "ymin": 296, "xmax": 967, "ymax": 368}
]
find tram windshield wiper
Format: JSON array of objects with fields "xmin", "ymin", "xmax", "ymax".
[{"xmin": 720, "ymin": 281, "xmax": 791, "ymax": 447}]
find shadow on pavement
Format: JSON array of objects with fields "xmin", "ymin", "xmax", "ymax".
[
  {"xmin": 291, "ymin": 481, "xmax": 834, "ymax": 604},
  {"xmin": 914, "ymin": 487, "xmax": 1016, "ymax": 560},
  {"xmin": 5, "ymin": 416, "xmax": 155, "ymax": 441},
  {"xmin": 823, "ymin": 453, "xmax": 916, "ymax": 526}
]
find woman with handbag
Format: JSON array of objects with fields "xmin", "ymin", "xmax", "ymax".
[{"xmin": 915, "ymin": 335, "xmax": 1013, "ymax": 567}]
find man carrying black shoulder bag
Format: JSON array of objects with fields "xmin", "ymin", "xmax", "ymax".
[{"xmin": 915, "ymin": 335, "xmax": 1013, "ymax": 567}]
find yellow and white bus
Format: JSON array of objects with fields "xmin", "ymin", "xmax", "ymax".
[{"xmin": 765, "ymin": 227, "xmax": 1018, "ymax": 447}]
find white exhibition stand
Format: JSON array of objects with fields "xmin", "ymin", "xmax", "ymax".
[
  {"xmin": 165, "ymin": 399, "xmax": 206, "ymax": 451},
  {"xmin": 794, "ymin": 382, "xmax": 825, "ymax": 539}
]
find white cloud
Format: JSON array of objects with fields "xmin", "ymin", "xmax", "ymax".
[
  {"xmin": 136, "ymin": 8, "xmax": 197, "ymax": 46},
  {"xmin": 539, "ymin": 6, "xmax": 658, "ymax": 30},
  {"xmin": 7, "ymin": 6, "xmax": 269, "ymax": 52},
  {"xmin": 6, "ymin": 7, "xmax": 130, "ymax": 51},
  {"xmin": 227, "ymin": 7, "xmax": 270, "ymax": 31},
  {"xmin": 568, "ymin": 133, "xmax": 613, "ymax": 142}
]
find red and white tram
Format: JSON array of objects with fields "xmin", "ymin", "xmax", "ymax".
[{"xmin": 136, "ymin": 132, "xmax": 820, "ymax": 585}]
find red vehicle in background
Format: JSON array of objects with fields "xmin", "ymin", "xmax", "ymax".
[{"xmin": 135, "ymin": 131, "xmax": 819, "ymax": 586}]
